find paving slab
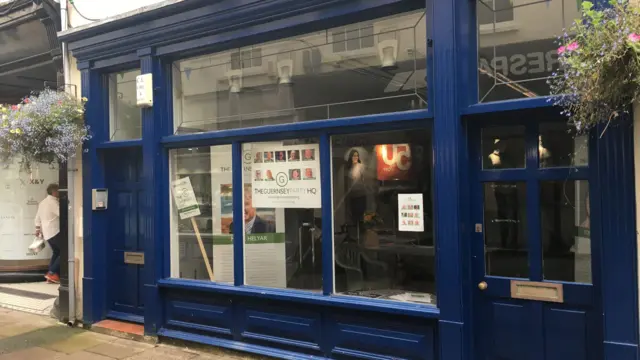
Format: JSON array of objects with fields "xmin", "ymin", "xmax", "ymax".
[
  {"xmin": 124, "ymin": 344, "xmax": 199, "ymax": 360},
  {"xmin": 85, "ymin": 338, "xmax": 154, "ymax": 359},
  {"xmin": 44, "ymin": 331, "xmax": 114, "ymax": 354},
  {"xmin": 59, "ymin": 350, "xmax": 115, "ymax": 360},
  {"xmin": 0, "ymin": 347, "xmax": 62, "ymax": 360}
]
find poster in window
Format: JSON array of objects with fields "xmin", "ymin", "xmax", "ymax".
[
  {"xmin": 250, "ymin": 144, "xmax": 321, "ymax": 208},
  {"xmin": 210, "ymin": 146, "xmax": 286, "ymax": 287},
  {"xmin": 376, "ymin": 144, "xmax": 412, "ymax": 181}
]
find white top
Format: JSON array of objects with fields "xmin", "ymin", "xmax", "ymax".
[{"xmin": 35, "ymin": 195, "xmax": 60, "ymax": 241}]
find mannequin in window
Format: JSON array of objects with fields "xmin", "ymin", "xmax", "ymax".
[
  {"xmin": 345, "ymin": 149, "xmax": 368, "ymax": 231},
  {"xmin": 538, "ymin": 135, "xmax": 551, "ymax": 167},
  {"xmin": 489, "ymin": 139, "xmax": 519, "ymax": 249}
]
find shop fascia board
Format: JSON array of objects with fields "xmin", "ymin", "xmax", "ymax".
[{"xmin": 58, "ymin": 0, "xmax": 415, "ymax": 63}]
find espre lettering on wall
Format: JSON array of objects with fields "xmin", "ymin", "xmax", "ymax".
[{"xmin": 479, "ymin": 50, "xmax": 558, "ymax": 77}]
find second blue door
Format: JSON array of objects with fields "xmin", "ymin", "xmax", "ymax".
[{"xmin": 105, "ymin": 147, "xmax": 145, "ymax": 323}]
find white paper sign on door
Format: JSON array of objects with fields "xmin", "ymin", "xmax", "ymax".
[
  {"xmin": 171, "ymin": 177, "xmax": 201, "ymax": 220},
  {"xmin": 398, "ymin": 193, "xmax": 424, "ymax": 232}
]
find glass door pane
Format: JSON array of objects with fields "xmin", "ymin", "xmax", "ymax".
[{"xmin": 483, "ymin": 182, "xmax": 528, "ymax": 278}]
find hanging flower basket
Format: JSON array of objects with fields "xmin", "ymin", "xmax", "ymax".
[
  {"xmin": 548, "ymin": 0, "xmax": 640, "ymax": 133},
  {"xmin": 0, "ymin": 89, "xmax": 91, "ymax": 171}
]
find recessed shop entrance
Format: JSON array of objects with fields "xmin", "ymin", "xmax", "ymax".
[{"xmin": 469, "ymin": 116, "xmax": 602, "ymax": 360}]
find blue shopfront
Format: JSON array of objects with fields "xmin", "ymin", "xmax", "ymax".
[{"xmin": 59, "ymin": 0, "xmax": 640, "ymax": 359}]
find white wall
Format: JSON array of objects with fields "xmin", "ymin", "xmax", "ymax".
[{"xmin": 67, "ymin": 0, "xmax": 168, "ymax": 28}]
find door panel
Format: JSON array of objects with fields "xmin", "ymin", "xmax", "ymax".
[
  {"xmin": 470, "ymin": 120, "xmax": 601, "ymax": 360},
  {"xmin": 105, "ymin": 148, "xmax": 145, "ymax": 321}
]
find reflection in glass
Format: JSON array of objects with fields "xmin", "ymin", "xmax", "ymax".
[
  {"xmin": 541, "ymin": 180, "xmax": 591, "ymax": 283},
  {"xmin": 108, "ymin": 69, "xmax": 142, "ymax": 140},
  {"xmin": 482, "ymin": 126, "xmax": 526, "ymax": 169},
  {"xmin": 483, "ymin": 182, "xmax": 528, "ymax": 278},
  {"xmin": 332, "ymin": 129, "xmax": 436, "ymax": 305},
  {"xmin": 477, "ymin": 0, "xmax": 582, "ymax": 102},
  {"xmin": 169, "ymin": 146, "xmax": 233, "ymax": 283},
  {"xmin": 539, "ymin": 123, "xmax": 588, "ymax": 168},
  {"xmin": 242, "ymin": 139, "xmax": 322, "ymax": 291},
  {"xmin": 172, "ymin": 10, "xmax": 427, "ymax": 134}
]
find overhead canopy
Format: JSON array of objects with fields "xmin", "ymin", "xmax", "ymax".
[{"xmin": 0, "ymin": 0, "xmax": 61, "ymax": 104}]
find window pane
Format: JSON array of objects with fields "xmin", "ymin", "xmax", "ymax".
[
  {"xmin": 478, "ymin": 0, "xmax": 514, "ymax": 26},
  {"xmin": 346, "ymin": 25, "xmax": 361, "ymax": 51},
  {"xmin": 541, "ymin": 180, "xmax": 591, "ymax": 283},
  {"xmin": 332, "ymin": 129, "xmax": 436, "ymax": 305},
  {"xmin": 169, "ymin": 145, "xmax": 234, "ymax": 283},
  {"xmin": 477, "ymin": 0, "xmax": 582, "ymax": 102},
  {"xmin": 332, "ymin": 31, "xmax": 346, "ymax": 52},
  {"xmin": 172, "ymin": 10, "xmax": 427, "ymax": 134},
  {"xmin": 108, "ymin": 69, "xmax": 141, "ymax": 141},
  {"xmin": 539, "ymin": 123, "xmax": 588, "ymax": 168},
  {"xmin": 483, "ymin": 182, "xmax": 528, "ymax": 278},
  {"xmin": 482, "ymin": 126, "xmax": 526, "ymax": 169},
  {"xmin": 360, "ymin": 25, "xmax": 375, "ymax": 48},
  {"xmin": 0, "ymin": 162, "xmax": 58, "ymax": 265},
  {"xmin": 242, "ymin": 139, "xmax": 322, "ymax": 291}
]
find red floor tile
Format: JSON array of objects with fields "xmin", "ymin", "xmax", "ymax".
[{"xmin": 93, "ymin": 319, "xmax": 144, "ymax": 336}]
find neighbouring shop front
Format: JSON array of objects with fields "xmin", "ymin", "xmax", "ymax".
[
  {"xmin": 59, "ymin": 0, "xmax": 640, "ymax": 359},
  {"xmin": 0, "ymin": 0, "xmax": 63, "ymax": 282}
]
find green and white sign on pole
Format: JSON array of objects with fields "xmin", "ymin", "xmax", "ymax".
[{"xmin": 171, "ymin": 177, "xmax": 201, "ymax": 220}]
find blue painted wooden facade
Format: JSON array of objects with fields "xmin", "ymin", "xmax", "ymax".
[{"xmin": 59, "ymin": 0, "xmax": 640, "ymax": 359}]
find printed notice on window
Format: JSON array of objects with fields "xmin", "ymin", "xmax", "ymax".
[
  {"xmin": 171, "ymin": 177, "xmax": 201, "ymax": 220},
  {"xmin": 250, "ymin": 144, "xmax": 321, "ymax": 208},
  {"xmin": 398, "ymin": 194, "xmax": 424, "ymax": 232}
]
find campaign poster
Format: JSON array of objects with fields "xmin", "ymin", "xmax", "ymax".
[
  {"xmin": 210, "ymin": 146, "xmax": 286, "ymax": 287},
  {"xmin": 250, "ymin": 144, "xmax": 321, "ymax": 208}
]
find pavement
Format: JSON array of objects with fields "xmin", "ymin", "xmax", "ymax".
[
  {"xmin": 0, "ymin": 307, "xmax": 264, "ymax": 360},
  {"xmin": 0, "ymin": 282, "xmax": 57, "ymax": 315}
]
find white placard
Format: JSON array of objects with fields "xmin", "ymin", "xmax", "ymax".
[
  {"xmin": 250, "ymin": 144, "xmax": 321, "ymax": 208},
  {"xmin": 398, "ymin": 194, "xmax": 424, "ymax": 232},
  {"xmin": 171, "ymin": 177, "xmax": 201, "ymax": 220}
]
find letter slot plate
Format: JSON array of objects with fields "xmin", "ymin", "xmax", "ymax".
[
  {"xmin": 124, "ymin": 252, "xmax": 145, "ymax": 265},
  {"xmin": 510, "ymin": 280, "xmax": 563, "ymax": 303}
]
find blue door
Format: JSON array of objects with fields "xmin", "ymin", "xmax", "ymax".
[
  {"xmin": 470, "ymin": 116, "xmax": 602, "ymax": 360},
  {"xmin": 104, "ymin": 147, "xmax": 145, "ymax": 323}
]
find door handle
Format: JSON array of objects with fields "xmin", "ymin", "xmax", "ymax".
[{"xmin": 478, "ymin": 281, "xmax": 488, "ymax": 290}]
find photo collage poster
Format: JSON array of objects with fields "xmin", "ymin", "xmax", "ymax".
[{"xmin": 250, "ymin": 143, "xmax": 321, "ymax": 209}]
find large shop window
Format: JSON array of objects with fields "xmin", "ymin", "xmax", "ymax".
[
  {"xmin": 172, "ymin": 10, "xmax": 427, "ymax": 134},
  {"xmin": 108, "ymin": 69, "xmax": 142, "ymax": 140},
  {"xmin": 169, "ymin": 145, "xmax": 235, "ymax": 282},
  {"xmin": 332, "ymin": 129, "xmax": 435, "ymax": 305},
  {"xmin": 242, "ymin": 139, "xmax": 322, "ymax": 291},
  {"xmin": 476, "ymin": 0, "xmax": 582, "ymax": 102}
]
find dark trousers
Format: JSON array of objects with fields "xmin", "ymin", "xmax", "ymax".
[{"xmin": 47, "ymin": 234, "xmax": 61, "ymax": 275}]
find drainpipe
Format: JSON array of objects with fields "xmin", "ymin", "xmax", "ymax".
[{"xmin": 58, "ymin": 0, "xmax": 76, "ymax": 327}]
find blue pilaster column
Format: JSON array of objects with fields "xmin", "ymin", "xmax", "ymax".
[
  {"xmin": 80, "ymin": 61, "xmax": 109, "ymax": 324},
  {"xmin": 431, "ymin": 0, "xmax": 467, "ymax": 359},
  {"xmin": 138, "ymin": 48, "xmax": 168, "ymax": 335}
]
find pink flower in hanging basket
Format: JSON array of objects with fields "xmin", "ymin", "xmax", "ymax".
[
  {"xmin": 628, "ymin": 33, "xmax": 640, "ymax": 43},
  {"xmin": 557, "ymin": 46, "xmax": 566, "ymax": 54},
  {"xmin": 566, "ymin": 42, "xmax": 580, "ymax": 52}
]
